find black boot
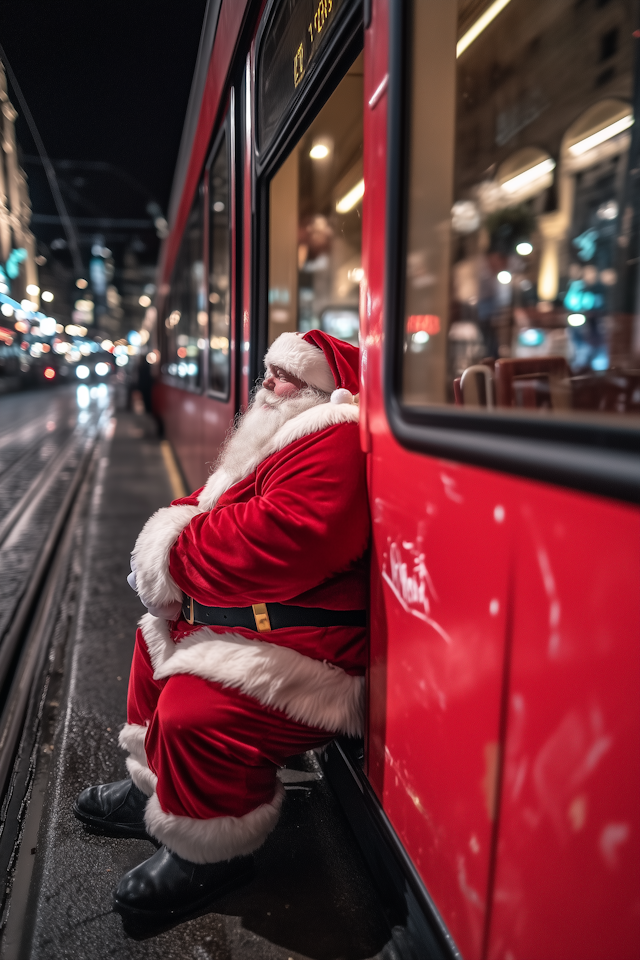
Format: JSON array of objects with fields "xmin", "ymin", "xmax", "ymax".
[
  {"xmin": 113, "ymin": 845, "xmax": 254, "ymax": 935},
  {"xmin": 74, "ymin": 778, "xmax": 153, "ymax": 841}
]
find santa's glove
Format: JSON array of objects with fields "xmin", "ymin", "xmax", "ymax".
[
  {"xmin": 126, "ymin": 557, "xmax": 182, "ymax": 620},
  {"xmin": 142, "ymin": 598, "xmax": 183, "ymax": 620}
]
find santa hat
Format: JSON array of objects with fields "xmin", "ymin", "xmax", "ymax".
[{"xmin": 264, "ymin": 331, "xmax": 359, "ymax": 405}]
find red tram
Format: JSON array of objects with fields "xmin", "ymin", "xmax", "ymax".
[{"xmin": 152, "ymin": 1, "xmax": 640, "ymax": 956}]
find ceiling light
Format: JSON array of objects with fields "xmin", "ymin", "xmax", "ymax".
[
  {"xmin": 310, "ymin": 144, "xmax": 330, "ymax": 159},
  {"xmin": 502, "ymin": 158, "xmax": 555, "ymax": 194},
  {"xmin": 569, "ymin": 115, "xmax": 633, "ymax": 156},
  {"xmin": 336, "ymin": 179, "xmax": 365, "ymax": 214},
  {"xmin": 457, "ymin": 0, "xmax": 512, "ymax": 57}
]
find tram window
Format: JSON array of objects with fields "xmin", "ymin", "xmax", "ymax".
[
  {"xmin": 208, "ymin": 133, "xmax": 231, "ymax": 397},
  {"xmin": 401, "ymin": 0, "xmax": 640, "ymax": 422},
  {"xmin": 268, "ymin": 53, "xmax": 363, "ymax": 347},
  {"xmin": 163, "ymin": 186, "xmax": 205, "ymax": 390}
]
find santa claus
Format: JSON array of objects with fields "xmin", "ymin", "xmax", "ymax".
[{"xmin": 74, "ymin": 330, "xmax": 369, "ymax": 932}]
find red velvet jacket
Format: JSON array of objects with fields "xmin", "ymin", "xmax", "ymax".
[{"xmin": 167, "ymin": 422, "xmax": 369, "ymax": 673}]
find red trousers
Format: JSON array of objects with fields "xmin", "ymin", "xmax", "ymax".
[{"xmin": 127, "ymin": 629, "xmax": 331, "ymax": 820}]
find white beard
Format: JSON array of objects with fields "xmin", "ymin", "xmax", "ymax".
[{"xmin": 213, "ymin": 385, "xmax": 330, "ymax": 485}]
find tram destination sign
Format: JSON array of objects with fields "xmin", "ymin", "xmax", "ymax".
[{"xmin": 258, "ymin": 0, "xmax": 347, "ymax": 152}]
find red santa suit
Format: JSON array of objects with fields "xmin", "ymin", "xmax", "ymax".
[{"xmin": 119, "ymin": 331, "xmax": 369, "ymax": 864}]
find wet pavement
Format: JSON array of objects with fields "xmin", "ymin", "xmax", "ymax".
[{"xmin": 5, "ymin": 395, "xmax": 392, "ymax": 960}]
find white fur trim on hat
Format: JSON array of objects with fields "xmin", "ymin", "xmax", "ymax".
[
  {"xmin": 264, "ymin": 332, "xmax": 335, "ymax": 393},
  {"xmin": 139, "ymin": 616, "xmax": 364, "ymax": 737},
  {"xmin": 144, "ymin": 782, "xmax": 285, "ymax": 863},
  {"xmin": 132, "ymin": 504, "xmax": 200, "ymax": 608}
]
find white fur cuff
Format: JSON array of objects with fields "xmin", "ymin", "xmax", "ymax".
[
  {"xmin": 126, "ymin": 756, "xmax": 158, "ymax": 797},
  {"xmin": 144, "ymin": 782, "xmax": 285, "ymax": 863},
  {"xmin": 132, "ymin": 504, "xmax": 201, "ymax": 608}
]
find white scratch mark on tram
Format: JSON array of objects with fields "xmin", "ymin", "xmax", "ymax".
[{"xmin": 382, "ymin": 540, "xmax": 451, "ymax": 643}]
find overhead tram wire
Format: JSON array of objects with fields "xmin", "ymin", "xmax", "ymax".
[{"xmin": 0, "ymin": 43, "xmax": 83, "ymax": 277}]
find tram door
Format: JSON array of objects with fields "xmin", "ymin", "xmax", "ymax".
[
  {"xmin": 159, "ymin": 114, "xmax": 236, "ymax": 491},
  {"xmin": 364, "ymin": 1, "xmax": 640, "ymax": 959}
]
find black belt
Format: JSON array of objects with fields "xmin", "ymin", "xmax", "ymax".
[{"xmin": 182, "ymin": 595, "xmax": 366, "ymax": 633}]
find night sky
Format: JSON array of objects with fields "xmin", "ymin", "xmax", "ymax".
[{"xmin": 0, "ymin": 0, "xmax": 208, "ymax": 274}]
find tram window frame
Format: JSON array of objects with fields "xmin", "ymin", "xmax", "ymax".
[
  {"xmin": 383, "ymin": 0, "xmax": 640, "ymax": 505},
  {"xmin": 251, "ymin": 0, "xmax": 363, "ymax": 386},
  {"xmin": 161, "ymin": 180, "xmax": 206, "ymax": 394},
  {"xmin": 205, "ymin": 106, "xmax": 234, "ymax": 402}
]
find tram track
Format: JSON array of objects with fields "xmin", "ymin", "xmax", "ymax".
[{"xmin": 0, "ymin": 390, "xmax": 112, "ymax": 928}]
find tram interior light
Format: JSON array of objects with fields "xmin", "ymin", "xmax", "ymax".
[
  {"xmin": 568, "ymin": 313, "xmax": 586, "ymax": 326},
  {"xmin": 41, "ymin": 290, "xmax": 54, "ymax": 302},
  {"xmin": 26, "ymin": 284, "xmax": 40, "ymax": 296},
  {"xmin": 456, "ymin": 0, "xmax": 512, "ymax": 57},
  {"xmin": 336, "ymin": 179, "xmax": 364, "ymax": 213},
  {"xmin": 76, "ymin": 364, "xmax": 90, "ymax": 379},
  {"xmin": 569, "ymin": 115, "xmax": 633, "ymax": 156},
  {"xmin": 310, "ymin": 143, "xmax": 330, "ymax": 160},
  {"xmin": 502, "ymin": 159, "xmax": 555, "ymax": 195},
  {"xmin": 497, "ymin": 270, "xmax": 512, "ymax": 284},
  {"xmin": 516, "ymin": 242, "xmax": 533, "ymax": 255}
]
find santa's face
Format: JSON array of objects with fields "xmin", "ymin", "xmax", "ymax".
[{"xmin": 263, "ymin": 365, "xmax": 306, "ymax": 398}]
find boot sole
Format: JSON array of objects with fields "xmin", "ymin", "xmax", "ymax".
[
  {"xmin": 112, "ymin": 864, "xmax": 254, "ymax": 937},
  {"xmin": 73, "ymin": 803, "xmax": 155, "ymax": 842}
]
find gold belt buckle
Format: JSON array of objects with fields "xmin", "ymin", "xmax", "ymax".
[
  {"xmin": 252, "ymin": 603, "xmax": 272, "ymax": 632},
  {"xmin": 186, "ymin": 596, "xmax": 195, "ymax": 625}
]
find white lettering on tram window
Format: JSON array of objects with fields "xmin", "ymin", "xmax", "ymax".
[{"xmin": 382, "ymin": 539, "xmax": 451, "ymax": 643}]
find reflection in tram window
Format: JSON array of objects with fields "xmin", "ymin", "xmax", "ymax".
[
  {"xmin": 162, "ymin": 187, "xmax": 205, "ymax": 390},
  {"xmin": 268, "ymin": 53, "xmax": 363, "ymax": 347},
  {"xmin": 209, "ymin": 133, "xmax": 231, "ymax": 397},
  {"xmin": 403, "ymin": 0, "xmax": 640, "ymax": 419}
]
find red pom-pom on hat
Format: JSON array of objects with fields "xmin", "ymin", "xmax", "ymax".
[{"xmin": 302, "ymin": 331, "xmax": 359, "ymax": 403}]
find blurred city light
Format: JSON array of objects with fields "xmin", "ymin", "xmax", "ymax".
[
  {"xmin": 95, "ymin": 362, "xmax": 110, "ymax": 376},
  {"xmin": 516, "ymin": 242, "xmax": 533, "ymax": 256},
  {"xmin": 101, "ymin": 339, "xmax": 114, "ymax": 352},
  {"xmin": 79, "ymin": 343, "xmax": 92, "ymax": 356},
  {"xmin": 44, "ymin": 367, "xmax": 55, "ymax": 380},
  {"xmin": 1, "ymin": 303, "xmax": 13, "ymax": 317},
  {"xmin": 40, "ymin": 316, "xmax": 57, "ymax": 336},
  {"xmin": 568, "ymin": 313, "xmax": 586, "ymax": 326},
  {"xmin": 115, "ymin": 355, "xmax": 129, "ymax": 366},
  {"xmin": 146, "ymin": 351, "xmax": 158, "ymax": 364},
  {"xmin": 76, "ymin": 384, "xmax": 90, "ymax": 408},
  {"xmin": 41, "ymin": 290, "xmax": 54, "ymax": 302},
  {"xmin": 138, "ymin": 295, "xmax": 151, "ymax": 307},
  {"xmin": 76, "ymin": 278, "xmax": 88, "ymax": 289},
  {"xmin": 76, "ymin": 364, "xmax": 90, "ymax": 379},
  {"xmin": 497, "ymin": 271, "xmax": 512, "ymax": 284},
  {"xmin": 26, "ymin": 284, "xmax": 40, "ymax": 296},
  {"xmin": 128, "ymin": 330, "xmax": 142, "ymax": 346},
  {"xmin": 21, "ymin": 298, "xmax": 37, "ymax": 312}
]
